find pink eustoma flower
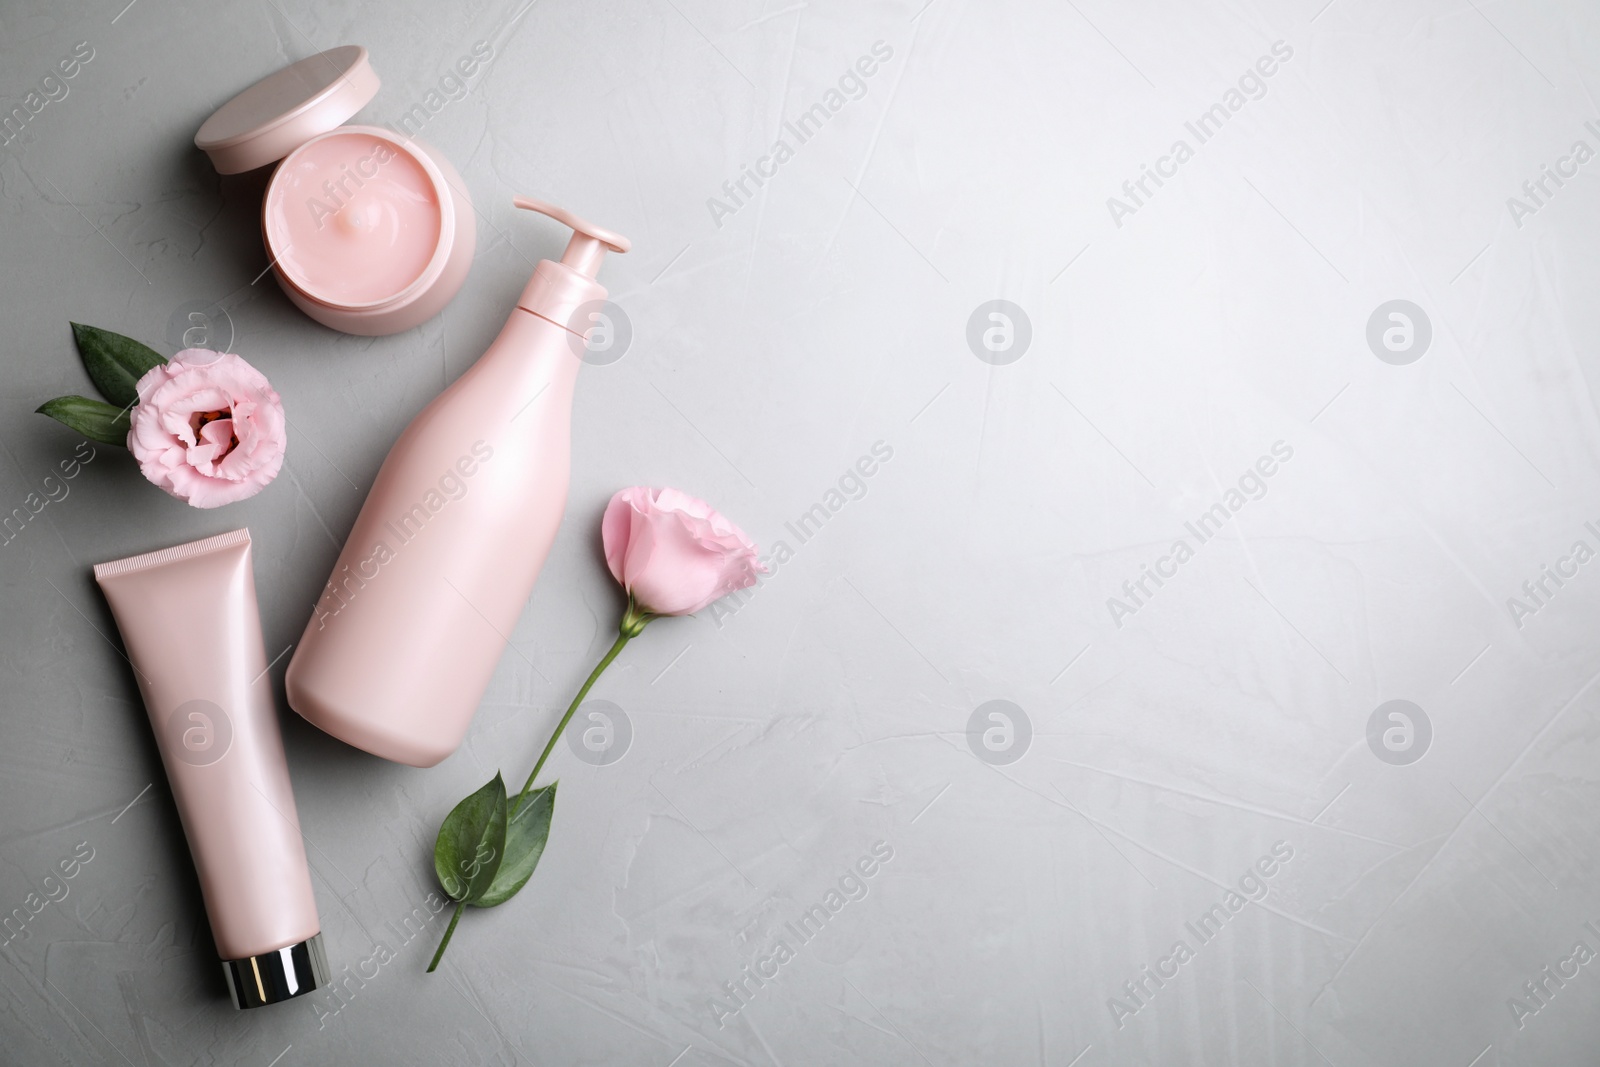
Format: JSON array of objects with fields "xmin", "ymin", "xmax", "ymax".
[
  {"xmin": 429, "ymin": 488, "xmax": 767, "ymax": 970},
  {"xmin": 127, "ymin": 349, "xmax": 287, "ymax": 509},
  {"xmin": 601, "ymin": 486, "xmax": 767, "ymax": 616}
]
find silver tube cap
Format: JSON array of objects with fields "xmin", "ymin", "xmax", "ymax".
[{"xmin": 222, "ymin": 933, "xmax": 330, "ymax": 1010}]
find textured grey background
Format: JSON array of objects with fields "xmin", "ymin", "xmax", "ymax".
[{"xmin": 2, "ymin": 0, "xmax": 1598, "ymax": 1064}]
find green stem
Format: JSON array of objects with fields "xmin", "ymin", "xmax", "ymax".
[
  {"xmin": 510, "ymin": 597, "xmax": 652, "ymax": 815},
  {"xmin": 427, "ymin": 900, "xmax": 466, "ymax": 972},
  {"xmin": 428, "ymin": 596, "xmax": 653, "ymax": 973}
]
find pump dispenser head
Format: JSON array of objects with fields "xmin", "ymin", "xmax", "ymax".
[
  {"xmin": 514, "ymin": 196, "xmax": 630, "ymax": 274},
  {"xmin": 511, "ymin": 196, "xmax": 631, "ymax": 334}
]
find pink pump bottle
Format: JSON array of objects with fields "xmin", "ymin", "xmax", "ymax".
[{"xmin": 286, "ymin": 197, "xmax": 630, "ymax": 767}]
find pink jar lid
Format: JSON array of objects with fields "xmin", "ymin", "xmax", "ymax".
[{"xmin": 195, "ymin": 46, "xmax": 380, "ymax": 174}]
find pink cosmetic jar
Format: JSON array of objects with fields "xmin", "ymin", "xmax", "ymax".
[{"xmin": 194, "ymin": 46, "xmax": 474, "ymax": 335}]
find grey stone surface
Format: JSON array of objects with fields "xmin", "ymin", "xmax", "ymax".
[{"xmin": 2, "ymin": 0, "xmax": 1599, "ymax": 1064}]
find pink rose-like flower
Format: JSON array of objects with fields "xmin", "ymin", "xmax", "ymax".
[
  {"xmin": 127, "ymin": 349, "xmax": 287, "ymax": 509},
  {"xmin": 602, "ymin": 487, "xmax": 767, "ymax": 616}
]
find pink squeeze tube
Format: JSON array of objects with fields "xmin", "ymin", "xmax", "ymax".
[
  {"xmin": 95, "ymin": 529, "xmax": 328, "ymax": 1009},
  {"xmin": 287, "ymin": 197, "xmax": 630, "ymax": 767}
]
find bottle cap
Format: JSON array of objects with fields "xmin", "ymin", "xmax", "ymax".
[{"xmin": 221, "ymin": 933, "xmax": 331, "ymax": 1009}]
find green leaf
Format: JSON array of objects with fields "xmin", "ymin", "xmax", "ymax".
[
  {"xmin": 433, "ymin": 773, "xmax": 508, "ymax": 903},
  {"xmin": 70, "ymin": 322, "xmax": 166, "ymax": 409},
  {"xmin": 473, "ymin": 784, "xmax": 556, "ymax": 909},
  {"xmin": 35, "ymin": 396, "xmax": 130, "ymax": 447}
]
